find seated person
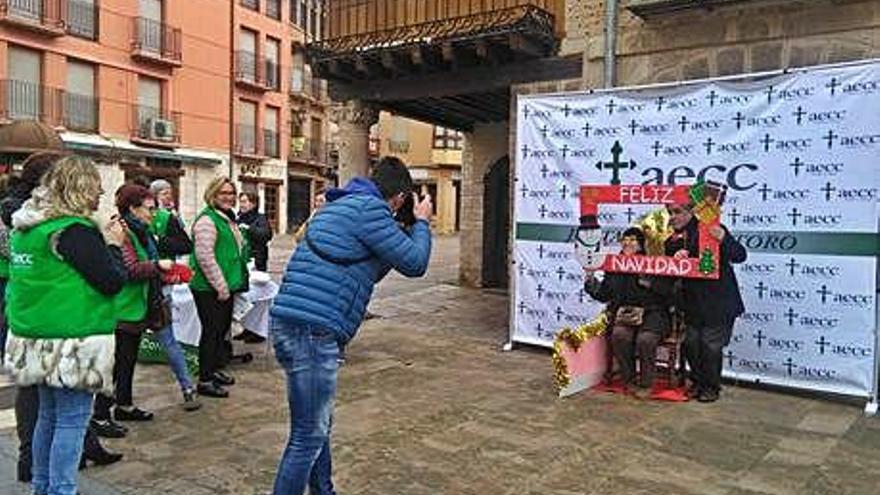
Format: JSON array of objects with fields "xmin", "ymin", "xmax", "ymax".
[{"xmin": 583, "ymin": 227, "xmax": 674, "ymax": 394}]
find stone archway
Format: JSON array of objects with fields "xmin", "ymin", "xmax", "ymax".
[{"xmin": 481, "ymin": 156, "xmax": 510, "ymax": 288}]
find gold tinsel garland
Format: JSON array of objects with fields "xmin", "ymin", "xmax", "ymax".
[{"xmin": 552, "ymin": 311, "xmax": 608, "ymax": 391}]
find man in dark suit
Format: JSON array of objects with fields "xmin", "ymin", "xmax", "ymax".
[{"xmin": 665, "ymin": 202, "xmax": 747, "ymax": 403}]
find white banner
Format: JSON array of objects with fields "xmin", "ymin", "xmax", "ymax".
[{"xmin": 513, "ymin": 61, "xmax": 880, "ymax": 397}]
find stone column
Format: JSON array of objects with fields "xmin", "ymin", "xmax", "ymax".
[{"xmin": 331, "ymin": 100, "xmax": 379, "ymax": 185}]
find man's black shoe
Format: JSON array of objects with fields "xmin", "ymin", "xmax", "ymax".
[
  {"xmin": 198, "ymin": 381, "xmax": 229, "ymax": 398},
  {"xmin": 114, "ymin": 407, "xmax": 154, "ymax": 422},
  {"xmin": 90, "ymin": 418, "xmax": 128, "ymax": 439},
  {"xmin": 213, "ymin": 371, "xmax": 235, "ymax": 386}
]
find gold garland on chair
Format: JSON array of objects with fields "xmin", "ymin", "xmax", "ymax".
[{"xmin": 552, "ymin": 311, "xmax": 608, "ymax": 390}]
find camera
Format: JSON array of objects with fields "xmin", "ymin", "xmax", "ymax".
[{"xmin": 394, "ymin": 192, "xmax": 417, "ymax": 227}]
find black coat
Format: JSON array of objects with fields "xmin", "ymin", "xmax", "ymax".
[
  {"xmin": 237, "ymin": 209, "xmax": 272, "ymax": 271},
  {"xmin": 664, "ymin": 218, "xmax": 747, "ymax": 327},
  {"xmin": 585, "ymin": 272, "xmax": 674, "ymax": 335}
]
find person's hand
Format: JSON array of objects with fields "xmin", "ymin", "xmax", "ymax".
[
  {"xmin": 709, "ymin": 225, "xmax": 726, "ymax": 241},
  {"xmin": 217, "ymin": 290, "xmax": 230, "ymax": 302},
  {"xmin": 673, "ymin": 249, "xmax": 689, "ymax": 260},
  {"xmin": 414, "ymin": 193, "xmax": 433, "ymax": 222},
  {"xmin": 157, "ymin": 259, "xmax": 174, "ymax": 271},
  {"xmin": 103, "ymin": 218, "xmax": 127, "ymax": 247}
]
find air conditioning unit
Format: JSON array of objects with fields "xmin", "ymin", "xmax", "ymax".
[{"xmin": 146, "ymin": 118, "xmax": 176, "ymax": 142}]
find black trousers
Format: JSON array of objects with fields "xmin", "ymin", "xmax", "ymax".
[
  {"xmin": 193, "ymin": 290, "xmax": 234, "ymax": 383},
  {"xmin": 15, "ymin": 385, "xmax": 38, "ymax": 472},
  {"xmin": 95, "ymin": 330, "xmax": 142, "ymax": 418},
  {"xmin": 685, "ymin": 321, "xmax": 734, "ymax": 394}
]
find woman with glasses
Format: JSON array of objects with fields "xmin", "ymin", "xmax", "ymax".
[
  {"xmin": 190, "ymin": 177, "xmax": 250, "ymax": 398},
  {"xmin": 93, "ymin": 185, "xmax": 178, "ymax": 430}
]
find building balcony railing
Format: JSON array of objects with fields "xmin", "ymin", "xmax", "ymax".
[
  {"xmin": 131, "ymin": 104, "xmax": 181, "ymax": 145},
  {"xmin": 311, "ymin": 0, "xmax": 559, "ymax": 60},
  {"xmin": 131, "ymin": 17, "xmax": 182, "ymax": 67},
  {"xmin": 66, "ymin": 0, "xmax": 98, "ymax": 40},
  {"xmin": 235, "ymin": 51, "xmax": 276, "ymax": 91},
  {"xmin": 0, "ymin": 79, "xmax": 63, "ymax": 126},
  {"xmin": 289, "ymin": 137, "xmax": 330, "ymax": 165},
  {"xmin": 0, "ymin": 80, "xmax": 102, "ymax": 132},
  {"xmin": 62, "ymin": 91, "xmax": 98, "ymax": 132},
  {"xmin": 0, "ymin": 0, "xmax": 66, "ymax": 36},
  {"xmin": 240, "ymin": 0, "xmax": 258, "ymax": 11},
  {"xmin": 290, "ymin": 69, "xmax": 328, "ymax": 104},
  {"xmin": 263, "ymin": 128, "xmax": 280, "ymax": 158}
]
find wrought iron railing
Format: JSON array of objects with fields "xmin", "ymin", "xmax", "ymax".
[
  {"xmin": 132, "ymin": 104, "xmax": 181, "ymax": 143},
  {"xmin": 66, "ymin": 0, "xmax": 98, "ymax": 40},
  {"xmin": 235, "ymin": 51, "xmax": 270, "ymax": 87},
  {"xmin": 240, "ymin": 0, "xmax": 258, "ymax": 11},
  {"xmin": 313, "ymin": 1, "xmax": 557, "ymax": 56},
  {"xmin": 132, "ymin": 17, "xmax": 182, "ymax": 63},
  {"xmin": 0, "ymin": 0, "xmax": 65, "ymax": 31},
  {"xmin": 62, "ymin": 91, "xmax": 98, "ymax": 132},
  {"xmin": 0, "ymin": 79, "xmax": 61, "ymax": 125}
]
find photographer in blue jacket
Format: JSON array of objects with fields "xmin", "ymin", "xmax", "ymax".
[{"xmin": 269, "ymin": 156, "xmax": 432, "ymax": 495}]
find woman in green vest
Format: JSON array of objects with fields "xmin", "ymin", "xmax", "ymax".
[
  {"xmin": 190, "ymin": 177, "xmax": 249, "ymax": 398},
  {"xmin": 93, "ymin": 184, "xmax": 179, "ymax": 431},
  {"xmin": 4, "ymin": 156, "xmax": 128, "ymax": 495}
]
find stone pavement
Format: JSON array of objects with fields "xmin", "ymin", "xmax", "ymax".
[{"xmin": 2, "ymin": 234, "xmax": 880, "ymax": 494}]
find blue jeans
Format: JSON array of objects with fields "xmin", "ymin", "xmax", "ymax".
[
  {"xmin": 32, "ymin": 385, "xmax": 94, "ymax": 495},
  {"xmin": 154, "ymin": 324, "xmax": 193, "ymax": 392},
  {"xmin": 271, "ymin": 320, "xmax": 339, "ymax": 495}
]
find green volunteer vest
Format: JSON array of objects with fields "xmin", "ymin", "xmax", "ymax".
[
  {"xmin": 6, "ymin": 216, "xmax": 117, "ymax": 339},
  {"xmin": 189, "ymin": 207, "xmax": 249, "ymax": 293},
  {"xmin": 115, "ymin": 231, "xmax": 150, "ymax": 323},
  {"xmin": 150, "ymin": 208, "xmax": 173, "ymax": 238}
]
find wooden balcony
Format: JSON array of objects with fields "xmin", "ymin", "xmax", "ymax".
[
  {"xmin": 311, "ymin": 1, "xmax": 561, "ymax": 81},
  {"xmin": 309, "ymin": 1, "xmax": 575, "ymax": 131}
]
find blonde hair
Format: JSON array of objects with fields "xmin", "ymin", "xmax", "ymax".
[
  {"xmin": 41, "ymin": 155, "xmax": 103, "ymax": 219},
  {"xmin": 204, "ymin": 176, "xmax": 236, "ymax": 206}
]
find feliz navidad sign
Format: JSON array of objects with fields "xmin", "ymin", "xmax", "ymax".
[{"xmin": 574, "ymin": 181, "xmax": 723, "ymax": 279}]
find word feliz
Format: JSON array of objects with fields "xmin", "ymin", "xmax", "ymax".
[{"xmin": 520, "ymin": 76, "xmax": 880, "ymax": 120}]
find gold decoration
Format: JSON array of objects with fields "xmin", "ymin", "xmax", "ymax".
[
  {"xmin": 552, "ymin": 311, "xmax": 609, "ymax": 391},
  {"xmin": 635, "ymin": 207, "xmax": 673, "ymax": 256},
  {"xmin": 692, "ymin": 199, "xmax": 721, "ymax": 224}
]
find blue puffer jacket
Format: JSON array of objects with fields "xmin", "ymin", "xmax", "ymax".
[{"xmin": 270, "ymin": 178, "xmax": 432, "ymax": 343}]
